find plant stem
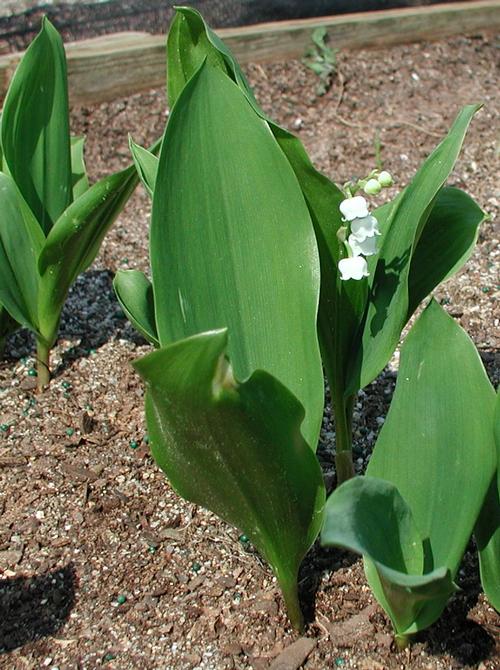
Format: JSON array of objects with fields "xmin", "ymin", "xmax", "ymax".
[
  {"xmin": 36, "ymin": 337, "xmax": 51, "ymax": 391},
  {"xmin": 281, "ymin": 579, "xmax": 304, "ymax": 632},
  {"xmin": 333, "ymin": 386, "xmax": 354, "ymax": 485},
  {"xmin": 394, "ymin": 633, "xmax": 411, "ymax": 650}
]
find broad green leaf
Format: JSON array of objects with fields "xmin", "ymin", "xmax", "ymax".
[
  {"xmin": 70, "ymin": 135, "xmax": 89, "ymax": 200},
  {"xmin": 166, "ymin": 6, "xmax": 366, "ymax": 399},
  {"xmin": 346, "ymin": 105, "xmax": 481, "ymax": 394},
  {"xmin": 0, "ymin": 173, "xmax": 44, "ymax": 332},
  {"xmin": 475, "ymin": 391, "xmax": 500, "ymax": 611},
  {"xmin": 151, "ymin": 62, "xmax": 323, "ymax": 448},
  {"xmin": 129, "ymin": 138, "xmax": 158, "ymax": 198},
  {"xmin": 1, "ymin": 17, "xmax": 72, "ymax": 234},
  {"xmin": 407, "ymin": 187, "xmax": 484, "ymax": 318},
  {"xmin": 366, "ymin": 300, "xmax": 496, "ymax": 634},
  {"xmin": 134, "ymin": 329, "xmax": 325, "ymax": 630},
  {"xmin": 37, "ymin": 164, "xmax": 138, "ymax": 344},
  {"xmin": 114, "ymin": 269, "xmax": 159, "ymax": 346},
  {"xmin": 321, "ymin": 476, "xmax": 456, "ymax": 636}
]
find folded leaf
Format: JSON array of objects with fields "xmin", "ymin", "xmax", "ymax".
[
  {"xmin": 70, "ymin": 135, "xmax": 89, "ymax": 200},
  {"xmin": 37, "ymin": 164, "xmax": 138, "ymax": 344},
  {"xmin": 1, "ymin": 17, "xmax": 72, "ymax": 234},
  {"xmin": 134, "ymin": 329, "xmax": 325, "ymax": 630},
  {"xmin": 475, "ymin": 391, "xmax": 500, "ymax": 611},
  {"xmin": 0, "ymin": 173, "xmax": 44, "ymax": 332},
  {"xmin": 167, "ymin": 8, "xmax": 229, "ymax": 108},
  {"xmin": 365, "ymin": 300, "xmax": 496, "ymax": 634},
  {"xmin": 114, "ymin": 269, "xmax": 159, "ymax": 346},
  {"xmin": 407, "ymin": 186, "xmax": 484, "ymax": 318},
  {"xmin": 129, "ymin": 138, "xmax": 158, "ymax": 198},
  {"xmin": 346, "ymin": 106, "xmax": 481, "ymax": 394},
  {"xmin": 321, "ymin": 476, "xmax": 456, "ymax": 637},
  {"xmin": 152, "ymin": 61, "xmax": 323, "ymax": 448},
  {"xmin": 166, "ymin": 6, "xmax": 370, "ymax": 400}
]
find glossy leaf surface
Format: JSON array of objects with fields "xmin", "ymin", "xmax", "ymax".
[
  {"xmin": 114, "ymin": 269, "xmax": 159, "ymax": 346},
  {"xmin": 1, "ymin": 17, "xmax": 72, "ymax": 234},
  {"xmin": 134, "ymin": 329, "xmax": 325, "ymax": 629},
  {"xmin": 0, "ymin": 173, "xmax": 44, "ymax": 331},
  {"xmin": 151, "ymin": 62, "xmax": 323, "ymax": 448},
  {"xmin": 365, "ymin": 300, "xmax": 496, "ymax": 633},
  {"xmin": 346, "ymin": 106, "xmax": 481, "ymax": 394}
]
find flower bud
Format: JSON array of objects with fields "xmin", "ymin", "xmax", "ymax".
[
  {"xmin": 363, "ymin": 178, "xmax": 382, "ymax": 196},
  {"xmin": 377, "ymin": 170, "xmax": 393, "ymax": 188}
]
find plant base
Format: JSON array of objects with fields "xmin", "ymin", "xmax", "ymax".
[{"xmin": 36, "ymin": 339, "xmax": 51, "ymax": 391}]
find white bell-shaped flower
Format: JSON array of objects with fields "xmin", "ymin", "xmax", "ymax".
[
  {"xmin": 348, "ymin": 233, "xmax": 378, "ymax": 257},
  {"xmin": 339, "ymin": 256, "xmax": 369, "ymax": 281},
  {"xmin": 350, "ymin": 215, "xmax": 380, "ymax": 242},
  {"xmin": 339, "ymin": 196, "xmax": 369, "ymax": 221}
]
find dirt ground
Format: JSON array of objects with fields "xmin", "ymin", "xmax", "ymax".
[{"xmin": 0, "ymin": 22, "xmax": 499, "ymax": 670}]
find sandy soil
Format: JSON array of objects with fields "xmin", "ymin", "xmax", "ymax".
[{"xmin": 0, "ymin": 28, "xmax": 499, "ymax": 670}]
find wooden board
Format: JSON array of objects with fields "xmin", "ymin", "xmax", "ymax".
[{"xmin": 0, "ymin": 1, "xmax": 499, "ymax": 105}]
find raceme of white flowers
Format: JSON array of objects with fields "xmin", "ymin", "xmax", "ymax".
[{"xmin": 338, "ymin": 171, "xmax": 393, "ymax": 281}]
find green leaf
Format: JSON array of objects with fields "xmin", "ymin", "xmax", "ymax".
[
  {"xmin": 271, "ymin": 126, "xmax": 366, "ymax": 397},
  {"xmin": 113, "ymin": 269, "xmax": 159, "ymax": 346},
  {"xmin": 166, "ymin": 5, "xmax": 365, "ymax": 400},
  {"xmin": 1, "ymin": 17, "xmax": 72, "ymax": 234},
  {"xmin": 407, "ymin": 186, "xmax": 485, "ymax": 317},
  {"xmin": 346, "ymin": 105, "xmax": 481, "ymax": 394},
  {"xmin": 70, "ymin": 135, "xmax": 89, "ymax": 200},
  {"xmin": 37, "ymin": 164, "xmax": 138, "ymax": 344},
  {"xmin": 151, "ymin": 62, "xmax": 323, "ymax": 449},
  {"xmin": 475, "ymin": 391, "xmax": 500, "ymax": 611},
  {"xmin": 0, "ymin": 173, "xmax": 44, "ymax": 332},
  {"xmin": 321, "ymin": 476, "xmax": 456, "ymax": 636},
  {"xmin": 129, "ymin": 137, "xmax": 158, "ymax": 198},
  {"xmin": 167, "ymin": 7, "xmax": 240, "ymax": 108},
  {"xmin": 134, "ymin": 329, "xmax": 325, "ymax": 630},
  {"xmin": 365, "ymin": 300, "xmax": 496, "ymax": 634}
]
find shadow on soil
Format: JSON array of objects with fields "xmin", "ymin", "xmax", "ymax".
[
  {"xmin": 3, "ymin": 269, "xmax": 149, "ymax": 378},
  {"xmin": 0, "ymin": 563, "xmax": 76, "ymax": 653},
  {"xmin": 420, "ymin": 548, "xmax": 497, "ymax": 665}
]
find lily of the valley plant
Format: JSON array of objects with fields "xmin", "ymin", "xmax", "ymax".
[
  {"xmin": 0, "ymin": 18, "xmax": 143, "ymax": 389},
  {"xmin": 115, "ymin": 7, "xmax": 499, "ymax": 638}
]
